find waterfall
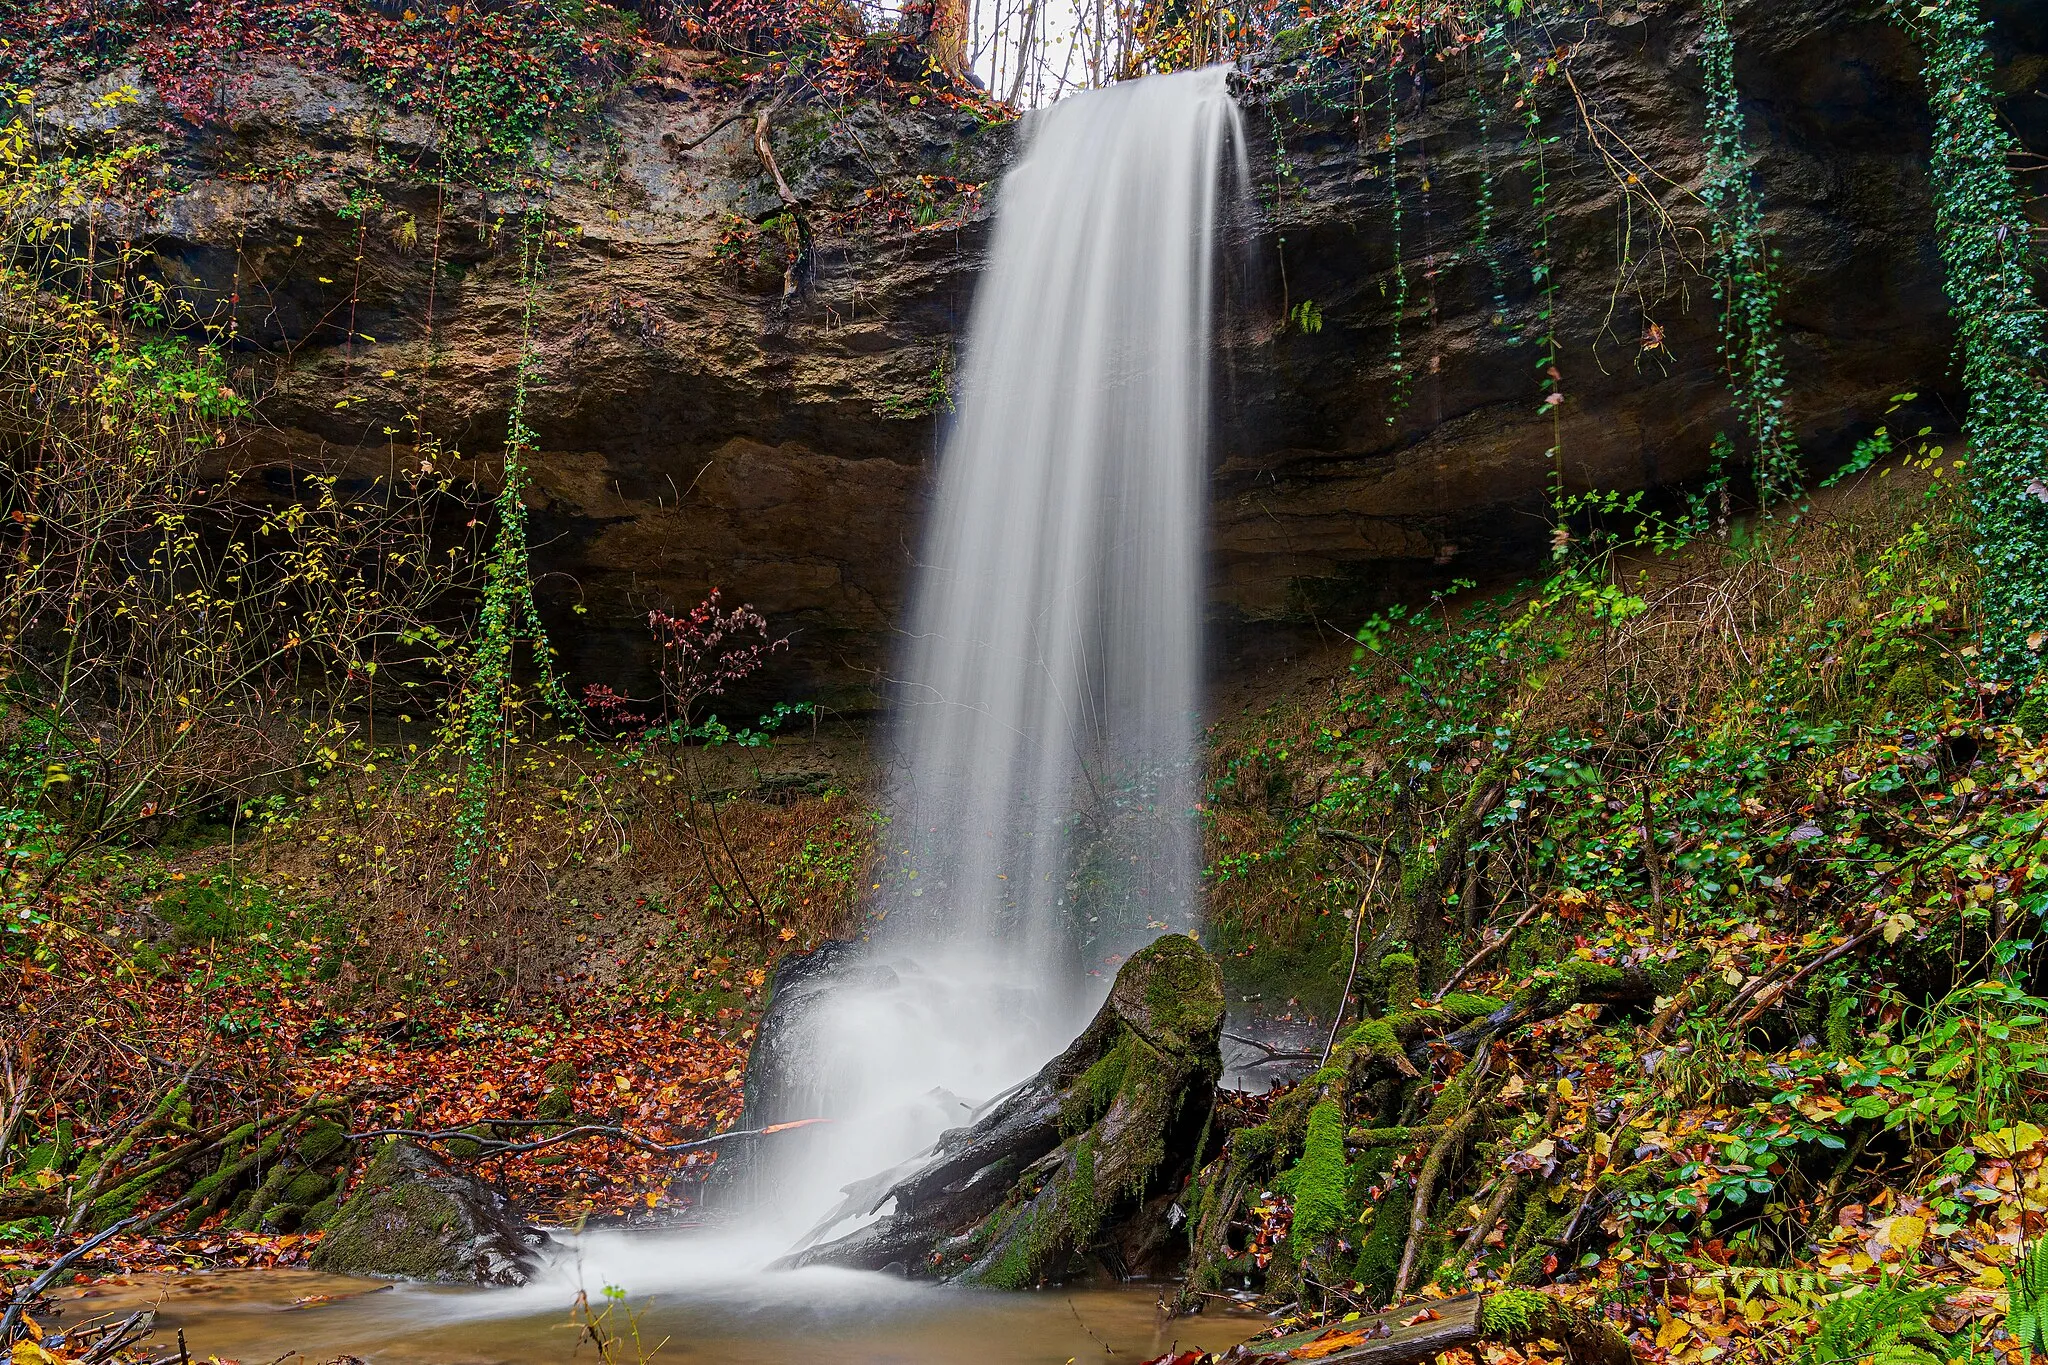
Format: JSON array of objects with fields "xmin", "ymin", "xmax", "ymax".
[{"xmin": 757, "ymin": 66, "xmax": 1247, "ymax": 1240}]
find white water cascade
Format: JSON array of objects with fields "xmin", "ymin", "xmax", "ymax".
[{"xmin": 755, "ymin": 65, "xmax": 1248, "ymax": 1244}]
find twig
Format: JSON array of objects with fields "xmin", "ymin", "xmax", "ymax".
[
  {"xmin": 1222, "ymin": 1033, "xmax": 1319, "ymax": 1064},
  {"xmin": 668, "ymin": 109, "xmax": 752, "ymax": 154},
  {"xmin": 1323, "ymin": 854, "xmax": 1385, "ymax": 1066},
  {"xmin": 1733, "ymin": 925, "xmax": 1881, "ymax": 1030},
  {"xmin": 1433, "ymin": 898, "xmax": 1544, "ymax": 1003}
]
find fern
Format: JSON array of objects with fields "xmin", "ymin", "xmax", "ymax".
[
  {"xmin": 2011, "ymin": 1239, "xmax": 2048, "ymax": 1364},
  {"xmin": 1801, "ymin": 1276, "xmax": 1953, "ymax": 1365}
]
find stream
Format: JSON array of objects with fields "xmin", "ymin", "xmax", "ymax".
[{"xmin": 49, "ymin": 1231, "xmax": 1263, "ymax": 1365}]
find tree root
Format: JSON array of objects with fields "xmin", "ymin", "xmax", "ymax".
[{"xmin": 1392, "ymin": 1103, "xmax": 1485, "ymax": 1299}]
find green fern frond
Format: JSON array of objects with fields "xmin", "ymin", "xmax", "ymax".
[{"xmin": 2010, "ymin": 1239, "xmax": 2048, "ymax": 1364}]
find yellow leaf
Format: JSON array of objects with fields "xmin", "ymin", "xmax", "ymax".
[
  {"xmin": 14, "ymin": 1342, "xmax": 61, "ymax": 1365},
  {"xmin": 1557, "ymin": 1077, "xmax": 1574, "ymax": 1099},
  {"xmin": 1977, "ymin": 1122, "xmax": 2046, "ymax": 1157},
  {"xmin": 1889, "ymin": 1215, "xmax": 1926, "ymax": 1254},
  {"xmin": 1657, "ymin": 1319, "xmax": 1693, "ymax": 1350}
]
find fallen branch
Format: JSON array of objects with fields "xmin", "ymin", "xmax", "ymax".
[
  {"xmin": 346, "ymin": 1118, "xmax": 828, "ymax": 1161},
  {"xmin": 1733, "ymin": 923, "xmax": 1881, "ymax": 1030},
  {"xmin": 1433, "ymin": 898, "xmax": 1545, "ymax": 1003},
  {"xmin": 1225, "ymin": 1290, "xmax": 1634, "ymax": 1365},
  {"xmin": 1225, "ymin": 1033, "xmax": 1320, "ymax": 1065}
]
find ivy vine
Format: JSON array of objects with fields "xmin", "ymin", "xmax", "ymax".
[
  {"xmin": 1515, "ymin": 44, "xmax": 1566, "ymax": 511},
  {"xmin": 1700, "ymin": 0, "xmax": 1800, "ymax": 504},
  {"xmin": 1903, "ymin": 0, "xmax": 2048, "ymax": 680},
  {"xmin": 452, "ymin": 206, "xmax": 577, "ymax": 877},
  {"xmin": 1471, "ymin": 21, "xmax": 1512, "ymax": 334},
  {"xmin": 1384, "ymin": 60, "xmax": 1411, "ymax": 423}
]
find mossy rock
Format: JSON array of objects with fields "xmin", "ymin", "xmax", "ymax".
[
  {"xmin": 1875, "ymin": 659, "xmax": 1944, "ymax": 721},
  {"xmin": 310, "ymin": 1143, "xmax": 551, "ymax": 1285},
  {"xmin": 296, "ymin": 1118, "xmax": 349, "ymax": 1168},
  {"xmin": 301, "ymin": 1194, "xmax": 340, "ymax": 1231}
]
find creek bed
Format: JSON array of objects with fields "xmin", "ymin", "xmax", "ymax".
[{"xmin": 48, "ymin": 1232, "xmax": 1263, "ymax": 1365}]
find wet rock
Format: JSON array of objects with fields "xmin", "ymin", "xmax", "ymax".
[
  {"xmin": 310, "ymin": 1142, "xmax": 553, "ymax": 1284},
  {"xmin": 782, "ymin": 933, "xmax": 1225, "ymax": 1287}
]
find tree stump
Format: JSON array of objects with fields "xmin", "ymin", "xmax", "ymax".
[{"xmin": 780, "ymin": 933, "xmax": 1225, "ymax": 1287}]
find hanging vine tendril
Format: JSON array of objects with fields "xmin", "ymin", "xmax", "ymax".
[
  {"xmin": 1700, "ymin": 0, "xmax": 1800, "ymax": 506},
  {"xmin": 452, "ymin": 205, "xmax": 579, "ymax": 880}
]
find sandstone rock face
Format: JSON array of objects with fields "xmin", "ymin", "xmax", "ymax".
[{"xmin": 32, "ymin": 2, "xmax": 2045, "ymax": 703}]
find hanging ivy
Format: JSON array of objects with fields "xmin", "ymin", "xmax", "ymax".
[
  {"xmin": 1384, "ymin": 59, "xmax": 1412, "ymax": 423},
  {"xmin": 1513, "ymin": 43, "xmax": 1566, "ymax": 512},
  {"xmin": 452, "ymin": 206, "xmax": 578, "ymax": 878},
  {"xmin": 1903, "ymin": 0, "xmax": 2048, "ymax": 679},
  {"xmin": 1471, "ymin": 21, "xmax": 1512, "ymax": 335},
  {"xmin": 1699, "ymin": 0, "xmax": 1800, "ymax": 505}
]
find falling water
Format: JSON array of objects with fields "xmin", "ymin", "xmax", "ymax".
[{"xmin": 755, "ymin": 66, "xmax": 1247, "ymax": 1242}]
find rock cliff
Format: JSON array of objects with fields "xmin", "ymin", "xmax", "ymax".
[{"xmin": 30, "ymin": 0, "xmax": 2046, "ymax": 705}]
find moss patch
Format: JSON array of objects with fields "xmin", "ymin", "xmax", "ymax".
[{"xmin": 1286, "ymin": 1101, "xmax": 1352, "ymax": 1248}]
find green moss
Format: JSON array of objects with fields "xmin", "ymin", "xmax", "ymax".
[
  {"xmin": 1875, "ymin": 659, "xmax": 1944, "ymax": 721},
  {"xmin": 1437, "ymin": 993, "xmax": 1506, "ymax": 1021},
  {"xmin": 1232, "ymin": 1122, "xmax": 1279, "ymax": 1166},
  {"xmin": 1423, "ymin": 1060, "xmax": 1486, "ymax": 1126},
  {"xmin": 1824, "ymin": 989, "xmax": 1856, "ymax": 1055},
  {"xmin": 1379, "ymin": 953, "xmax": 1420, "ymax": 1011},
  {"xmin": 1067, "ymin": 1135, "xmax": 1100, "ymax": 1241},
  {"xmin": 1482, "ymin": 1289, "xmax": 1551, "ymax": 1335},
  {"xmin": 2018, "ymin": 688, "xmax": 2048, "ymax": 740},
  {"xmin": 1285, "ymin": 1101, "xmax": 1352, "ymax": 1248},
  {"xmin": 296, "ymin": 1118, "xmax": 349, "ymax": 1168},
  {"xmin": 1353, "ymin": 1183, "xmax": 1413, "ymax": 1303},
  {"xmin": 1135, "ymin": 933, "xmax": 1227, "ymax": 1046},
  {"xmin": 21, "ymin": 1122, "xmax": 74, "ymax": 1175},
  {"xmin": 1345, "ymin": 1125, "xmax": 1437, "ymax": 1146},
  {"xmin": 1063, "ymin": 1034, "xmax": 1132, "ymax": 1135},
  {"xmin": 971, "ymin": 1201, "xmax": 1056, "ymax": 1290},
  {"xmin": 1347, "ymin": 1018, "xmax": 1404, "ymax": 1064},
  {"xmin": 301, "ymin": 1195, "xmax": 339, "ymax": 1230},
  {"xmin": 1524, "ymin": 959, "xmax": 1629, "ymax": 1011}
]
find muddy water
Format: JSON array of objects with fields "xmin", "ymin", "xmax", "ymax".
[{"xmin": 53, "ymin": 1260, "xmax": 1264, "ymax": 1365}]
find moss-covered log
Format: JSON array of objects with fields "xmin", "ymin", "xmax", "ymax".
[{"xmin": 780, "ymin": 933, "xmax": 1224, "ymax": 1286}]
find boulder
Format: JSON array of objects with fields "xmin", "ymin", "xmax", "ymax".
[{"xmin": 310, "ymin": 1142, "xmax": 553, "ymax": 1285}]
